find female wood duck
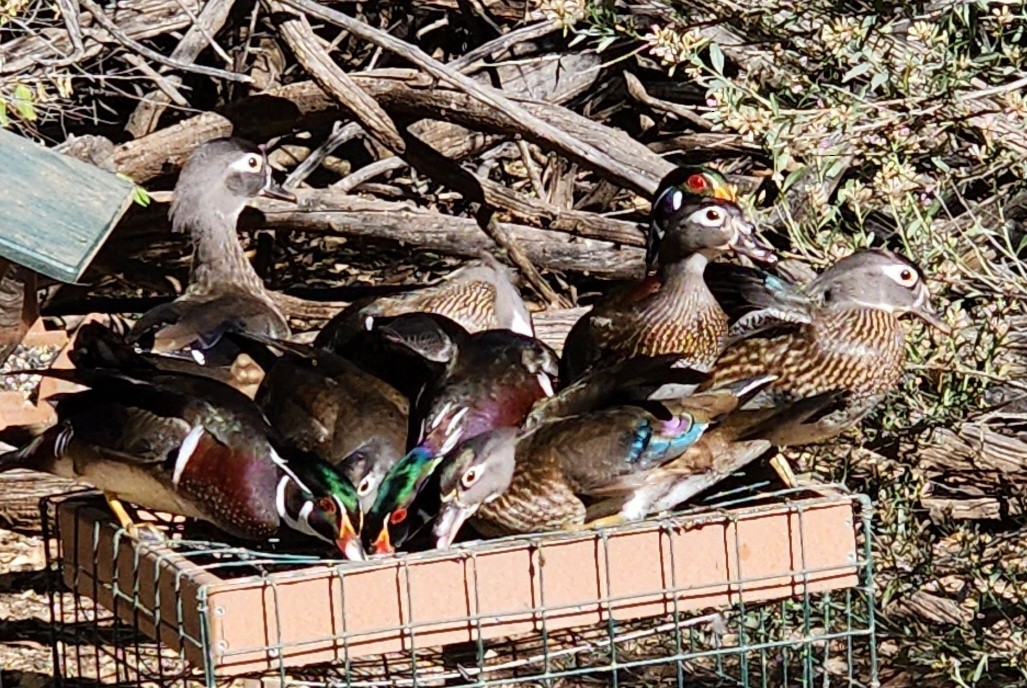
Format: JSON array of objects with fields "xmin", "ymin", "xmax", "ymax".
[
  {"xmin": 706, "ymin": 247, "xmax": 952, "ymax": 448},
  {"xmin": 560, "ymin": 166, "xmax": 776, "ymax": 383},
  {"xmin": 1, "ymin": 323, "xmax": 364, "ymax": 560},
  {"xmin": 360, "ymin": 313, "xmax": 559, "ymax": 554},
  {"xmin": 430, "ymin": 373, "xmax": 841, "ymax": 545},
  {"xmin": 128, "ymin": 137, "xmax": 295, "ymax": 388},
  {"xmin": 228, "ymin": 332, "xmax": 408, "ymax": 514},
  {"xmin": 315, "ymin": 252, "xmax": 535, "ymax": 354}
]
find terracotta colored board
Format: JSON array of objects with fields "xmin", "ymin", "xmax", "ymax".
[
  {"xmin": 0, "ymin": 314, "xmax": 108, "ymax": 430},
  {"xmin": 0, "ymin": 128, "xmax": 135, "ymax": 284},
  {"xmin": 57, "ymin": 490, "xmax": 861, "ymax": 678}
]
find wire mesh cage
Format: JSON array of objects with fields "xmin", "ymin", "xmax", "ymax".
[{"xmin": 43, "ymin": 484, "xmax": 877, "ymax": 688}]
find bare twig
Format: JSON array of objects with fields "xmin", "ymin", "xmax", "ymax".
[
  {"xmin": 280, "ymin": 0, "xmax": 659, "ymax": 195},
  {"xmin": 478, "ymin": 210, "xmax": 572, "ymax": 308},
  {"xmin": 623, "ymin": 71, "xmax": 712, "ymax": 131},
  {"xmin": 285, "ymin": 122, "xmax": 365, "ymax": 188},
  {"xmin": 123, "ymin": 54, "xmax": 190, "ymax": 107},
  {"xmin": 39, "ymin": 0, "xmax": 85, "ymax": 67},
  {"xmin": 517, "ymin": 140, "xmax": 547, "ymax": 200},
  {"xmin": 78, "ymin": 0, "xmax": 252, "ymax": 82},
  {"xmin": 266, "ymin": 0, "xmax": 406, "ymax": 153},
  {"xmin": 126, "ymin": 0, "xmax": 239, "ymax": 137}
]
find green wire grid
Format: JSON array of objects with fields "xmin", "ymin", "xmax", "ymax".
[{"xmin": 42, "ymin": 484, "xmax": 878, "ymax": 688}]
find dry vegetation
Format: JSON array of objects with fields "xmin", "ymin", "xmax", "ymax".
[{"xmin": 2, "ymin": 0, "xmax": 1027, "ymax": 686}]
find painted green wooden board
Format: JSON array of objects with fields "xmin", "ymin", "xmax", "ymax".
[{"xmin": 0, "ymin": 128, "xmax": 136, "ymax": 283}]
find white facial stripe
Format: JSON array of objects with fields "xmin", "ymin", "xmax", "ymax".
[
  {"xmin": 671, "ymin": 189, "xmax": 683, "ymax": 211},
  {"xmin": 172, "ymin": 426, "xmax": 206, "ymax": 487},
  {"xmin": 190, "ymin": 349, "xmax": 206, "ymax": 365},
  {"xmin": 446, "ymin": 407, "xmax": 470, "ymax": 436},
  {"xmin": 881, "ymin": 263, "xmax": 919, "ymax": 287},
  {"xmin": 364, "ymin": 315, "xmax": 375, "ymax": 331},
  {"xmin": 54, "ymin": 426, "xmax": 74, "ymax": 457},
  {"xmin": 440, "ymin": 428, "xmax": 465, "ymax": 456},
  {"xmin": 228, "ymin": 154, "xmax": 263, "ymax": 174},
  {"xmin": 687, "ymin": 206, "xmax": 725, "ymax": 228},
  {"xmin": 536, "ymin": 372, "xmax": 555, "ymax": 398},
  {"xmin": 430, "ymin": 402, "xmax": 453, "ymax": 430}
]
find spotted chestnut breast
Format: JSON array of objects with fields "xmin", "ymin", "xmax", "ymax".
[{"xmin": 171, "ymin": 428, "xmax": 282, "ymax": 539}]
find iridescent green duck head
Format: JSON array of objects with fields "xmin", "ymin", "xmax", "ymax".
[
  {"xmin": 433, "ymin": 428, "xmax": 520, "ymax": 549},
  {"xmin": 647, "ymin": 166, "xmax": 775, "ymax": 269},
  {"xmin": 807, "ymin": 248, "xmax": 951, "ymax": 334},
  {"xmin": 278, "ymin": 457, "xmax": 365, "ymax": 560}
]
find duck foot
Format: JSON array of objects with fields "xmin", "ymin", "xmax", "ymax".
[
  {"xmin": 769, "ymin": 455, "xmax": 799, "ymax": 489},
  {"xmin": 104, "ymin": 493, "xmax": 165, "ymax": 544},
  {"xmin": 565, "ymin": 514, "xmax": 629, "ymax": 532}
]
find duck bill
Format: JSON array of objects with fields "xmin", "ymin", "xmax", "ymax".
[
  {"xmin": 371, "ymin": 527, "xmax": 394, "ymax": 555},
  {"xmin": 911, "ymin": 304, "xmax": 952, "ymax": 335},
  {"xmin": 730, "ymin": 223, "xmax": 777, "ymax": 264},
  {"xmin": 433, "ymin": 504, "xmax": 475, "ymax": 550},
  {"xmin": 336, "ymin": 519, "xmax": 365, "ymax": 561},
  {"xmin": 260, "ymin": 179, "xmax": 297, "ymax": 203}
]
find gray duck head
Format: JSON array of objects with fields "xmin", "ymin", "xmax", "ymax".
[
  {"xmin": 806, "ymin": 248, "xmax": 951, "ymax": 333},
  {"xmin": 169, "ymin": 137, "xmax": 295, "ymax": 236},
  {"xmin": 433, "ymin": 427, "xmax": 520, "ymax": 548}
]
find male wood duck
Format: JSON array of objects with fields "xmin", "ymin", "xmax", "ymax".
[
  {"xmin": 227, "ymin": 332, "xmax": 408, "ymax": 513},
  {"xmin": 315, "ymin": 252, "xmax": 535, "ymax": 354},
  {"xmin": 560, "ymin": 166, "xmax": 776, "ymax": 383},
  {"xmin": 128, "ymin": 137, "xmax": 295, "ymax": 390},
  {"xmin": 0, "ymin": 324, "xmax": 364, "ymax": 559},
  {"xmin": 360, "ymin": 314, "xmax": 559, "ymax": 554},
  {"xmin": 432, "ymin": 373, "xmax": 844, "ymax": 545},
  {"xmin": 705, "ymin": 247, "xmax": 952, "ymax": 449}
]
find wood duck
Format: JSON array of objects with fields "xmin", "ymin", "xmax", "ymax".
[
  {"xmin": 227, "ymin": 332, "xmax": 408, "ymax": 513},
  {"xmin": 705, "ymin": 247, "xmax": 953, "ymax": 449},
  {"xmin": 1, "ymin": 323, "xmax": 364, "ymax": 559},
  {"xmin": 560, "ymin": 166, "xmax": 776, "ymax": 383},
  {"xmin": 315, "ymin": 252, "xmax": 535, "ymax": 354},
  {"xmin": 360, "ymin": 314, "xmax": 559, "ymax": 554},
  {"xmin": 432, "ymin": 373, "xmax": 843, "ymax": 545},
  {"xmin": 128, "ymin": 137, "xmax": 295, "ymax": 390}
]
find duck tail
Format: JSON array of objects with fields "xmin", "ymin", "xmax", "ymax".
[{"xmin": 0, "ymin": 430, "xmax": 55, "ymax": 473}]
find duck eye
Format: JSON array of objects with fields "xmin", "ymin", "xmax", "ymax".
[
  {"xmin": 389, "ymin": 507, "xmax": 408, "ymax": 525},
  {"xmin": 686, "ymin": 174, "xmax": 708, "ymax": 192},
  {"xmin": 317, "ymin": 496, "xmax": 338, "ymax": 514},
  {"xmin": 884, "ymin": 264, "xmax": 919, "ymax": 286},
  {"xmin": 900, "ymin": 269, "xmax": 913, "ymax": 282},
  {"xmin": 357, "ymin": 478, "xmax": 373, "ymax": 496},
  {"xmin": 461, "ymin": 468, "xmax": 479, "ymax": 489},
  {"xmin": 706, "ymin": 208, "xmax": 721, "ymax": 222},
  {"xmin": 247, "ymin": 155, "xmax": 261, "ymax": 170}
]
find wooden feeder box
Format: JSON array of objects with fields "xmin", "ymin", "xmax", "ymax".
[
  {"xmin": 53, "ymin": 487, "xmax": 866, "ymax": 679},
  {"xmin": 0, "ymin": 128, "xmax": 136, "ymax": 429}
]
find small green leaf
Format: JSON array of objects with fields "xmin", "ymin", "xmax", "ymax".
[
  {"xmin": 841, "ymin": 61, "xmax": 873, "ymax": 83},
  {"xmin": 12, "ymin": 84, "xmax": 35, "ymax": 121},
  {"xmin": 596, "ymin": 34, "xmax": 616, "ymax": 52},
  {"xmin": 708, "ymin": 42, "xmax": 725, "ymax": 74},
  {"xmin": 132, "ymin": 186, "xmax": 151, "ymax": 207},
  {"xmin": 0, "ymin": 100, "xmax": 7, "ymax": 128}
]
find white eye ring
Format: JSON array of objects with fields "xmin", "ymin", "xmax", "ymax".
[
  {"xmin": 230, "ymin": 154, "xmax": 263, "ymax": 173},
  {"xmin": 357, "ymin": 478, "xmax": 373, "ymax": 496},
  {"xmin": 687, "ymin": 206, "xmax": 725, "ymax": 227},
  {"xmin": 882, "ymin": 264, "xmax": 919, "ymax": 287},
  {"xmin": 460, "ymin": 468, "xmax": 479, "ymax": 490}
]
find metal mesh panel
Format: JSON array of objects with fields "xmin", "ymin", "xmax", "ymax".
[{"xmin": 43, "ymin": 485, "xmax": 877, "ymax": 688}]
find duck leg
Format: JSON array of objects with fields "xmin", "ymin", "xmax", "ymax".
[{"xmin": 104, "ymin": 493, "xmax": 164, "ymax": 543}]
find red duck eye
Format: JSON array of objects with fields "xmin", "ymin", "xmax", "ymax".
[
  {"xmin": 389, "ymin": 507, "xmax": 408, "ymax": 525},
  {"xmin": 686, "ymin": 174, "xmax": 708, "ymax": 192},
  {"xmin": 318, "ymin": 497, "xmax": 338, "ymax": 514}
]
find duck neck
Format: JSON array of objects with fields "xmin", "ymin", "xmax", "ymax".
[
  {"xmin": 659, "ymin": 253, "xmax": 710, "ymax": 295},
  {"xmin": 185, "ymin": 213, "xmax": 267, "ymax": 297}
]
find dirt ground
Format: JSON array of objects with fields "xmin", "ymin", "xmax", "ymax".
[{"xmin": 0, "ymin": 526, "xmax": 56, "ymax": 688}]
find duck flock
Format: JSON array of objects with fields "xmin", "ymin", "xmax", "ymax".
[{"xmin": 0, "ymin": 137, "xmax": 952, "ymax": 561}]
